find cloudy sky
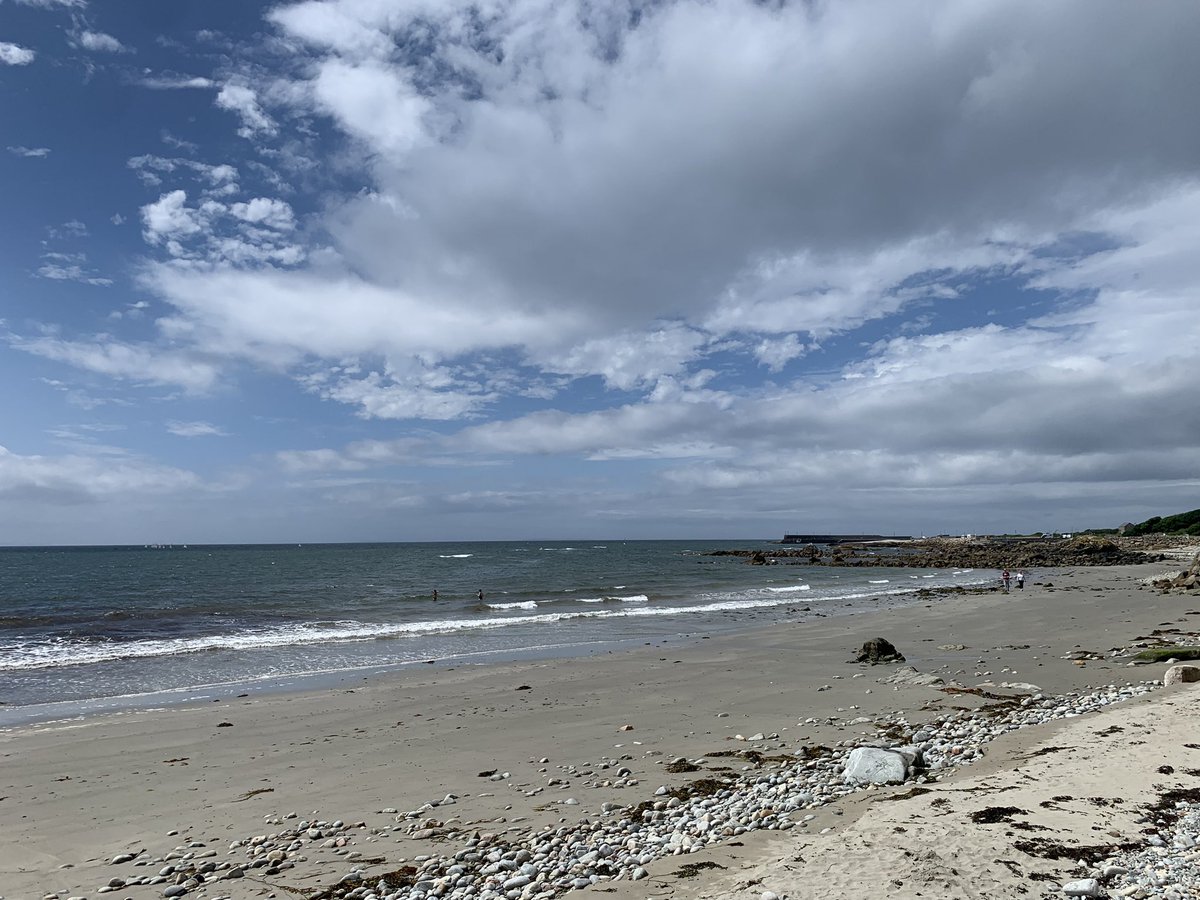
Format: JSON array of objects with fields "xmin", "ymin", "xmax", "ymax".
[{"xmin": 1, "ymin": 0, "xmax": 1198, "ymax": 545}]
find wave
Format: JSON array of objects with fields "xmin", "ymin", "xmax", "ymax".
[
  {"xmin": 2, "ymin": 573, "xmax": 985, "ymax": 674},
  {"xmin": 0, "ymin": 589, "xmax": 769, "ymax": 672},
  {"xmin": 765, "ymin": 585, "xmax": 810, "ymax": 593},
  {"xmin": 869, "ymin": 579, "xmax": 890, "ymax": 584},
  {"xmin": 438, "ymin": 554, "xmax": 473, "ymax": 559},
  {"xmin": 562, "ymin": 594, "xmax": 649, "ymax": 604}
]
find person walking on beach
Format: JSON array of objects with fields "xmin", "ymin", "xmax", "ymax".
[
  {"xmin": 1016, "ymin": 572, "xmax": 1025, "ymax": 590},
  {"xmin": 1001, "ymin": 569, "xmax": 1011, "ymax": 592}
]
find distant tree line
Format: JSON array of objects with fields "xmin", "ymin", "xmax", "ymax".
[{"xmin": 1119, "ymin": 508, "xmax": 1200, "ymax": 537}]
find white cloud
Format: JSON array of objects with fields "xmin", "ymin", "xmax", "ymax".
[
  {"xmin": 128, "ymin": 155, "xmax": 239, "ymax": 190},
  {"xmin": 753, "ymin": 334, "xmax": 812, "ymax": 373},
  {"xmin": 216, "ymin": 83, "xmax": 276, "ymax": 138},
  {"xmin": 165, "ymin": 420, "xmax": 228, "ymax": 437},
  {"xmin": 36, "ymin": 262, "xmax": 113, "ymax": 286},
  {"xmin": 141, "ymin": 190, "xmax": 205, "ymax": 245},
  {"xmin": 533, "ymin": 325, "xmax": 709, "ymax": 391},
  {"xmin": 142, "ymin": 264, "xmax": 584, "ymax": 365},
  {"xmin": 10, "ymin": 0, "xmax": 85, "ymax": 7},
  {"xmin": 0, "ymin": 41, "xmax": 36, "ymax": 65},
  {"xmin": 7, "ymin": 145, "xmax": 50, "ymax": 157},
  {"xmin": 75, "ymin": 30, "xmax": 130, "ymax": 53},
  {"xmin": 9, "ymin": 334, "xmax": 220, "ymax": 392},
  {"xmin": 138, "ymin": 189, "xmax": 304, "ymax": 266},
  {"xmin": 0, "ymin": 444, "xmax": 199, "ymax": 503},
  {"xmin": 311, "ymin": 59, "xmax": 428, "ymax": 157},
  {"xmin": 140, "ymin": 73, "xmax": 214, "ymax": 89},
  {"xmin": 229, "ymin": 197, "xmax": 295, "ymax": 230}
]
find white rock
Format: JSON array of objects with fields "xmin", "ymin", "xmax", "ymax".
[
  {"xmin": 1163, "ymin": 665, "xmax": 1200, "ymax": 686},
  {"xmin": 842, "ymin": 747, "xmax": 909, "ymax": 785},
  {"xmin": 1061, "ymin": 878, "xmax": 1102, "ymax": 897}
]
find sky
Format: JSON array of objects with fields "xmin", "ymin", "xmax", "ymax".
[{"xmin": 1, "ymin": 0, "xmax": 1198, "ymax": 545}]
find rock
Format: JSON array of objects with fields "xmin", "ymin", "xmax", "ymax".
[
  {"xmin": 1164, "ymin": 665, "xmax": 1200, "ymax": 686},
  {"xmin": 1061, "ymin": 878, "xmax": 1102, "ymax": 897},
  {"xmin": 856, "ymin": 637, "xmax": 905, "ymax": 664},
  {"xmin": 111, "ymin": 854, "xmax": 137, "ymax": 864},
  {"xmin": 996, "ymin": 681, "xmax": 1042, "ymax": 694},
  {"xmin": 879, "ymin": 665, "xmax": 943, "ymax": 686},
  {"xmin": 162, "ymin": 886, "xmax": 188, "ymax": 898},
  {"xmin": 842, "ymin": 747, "xmax": 909, "ymax": 785}
]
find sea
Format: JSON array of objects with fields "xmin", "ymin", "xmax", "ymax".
[{"xmin": 0, "ymin": 540, "xmax": 984, "ymax": 728}]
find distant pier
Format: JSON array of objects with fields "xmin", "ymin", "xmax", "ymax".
[{"xmin": 781, "ymin": 534, "xmax": 912, "ymax": 545}]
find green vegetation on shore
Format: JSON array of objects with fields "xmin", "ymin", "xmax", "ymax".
[
  {"xmin": 1121, "ymin": 508, "xmax": 1200, "ymax": 537},
  {"xmin": 1133, "ymin": 647, "xmax": 1200, "ymax": 662}
]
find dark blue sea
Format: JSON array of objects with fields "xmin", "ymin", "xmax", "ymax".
[{"xmin": 0, "ymin": 541, "xmax": 984, "ymax": 727}]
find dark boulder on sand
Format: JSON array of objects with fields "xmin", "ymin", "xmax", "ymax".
[{"xmin": 856, "ymin": 637, "xmax": 905, "ymax": 664}]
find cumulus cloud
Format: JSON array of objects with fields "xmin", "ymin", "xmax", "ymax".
[
  {"xmin": 128, "ymin": 2, "xmax": 1197, "ymax": 396},
  {"xmin": 0, "ymin": 41, "xmax": 36, "ymax": 65},
  {"xmin": 8, "ymin": 145, "xmax": 50, "ymax": 157},
  {"xmin": 215, "ymin": 83, "xmax": 276, "ymax": 138},
  {"xmin": 74, "ymin": 30, "xmax": 130, "ymax": 53},
  {"xmin": 22, "ymin": 0, "xmax": 1200, "ymax": 535},
  {"xmin": 138, "ymin": 189, "xmax": 302, "ymax": 265},
  {"xmin": 229, "ymin": 197, "xmax": 294, "ymax": 230}
]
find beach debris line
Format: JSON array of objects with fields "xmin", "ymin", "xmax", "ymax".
[{"xmin": 91, "ymin": 679, "xmax": 1175, "ymax": 899}]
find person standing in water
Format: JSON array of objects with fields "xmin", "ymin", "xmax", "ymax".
[
  {"xmin": 432, "ymin": 589, "xmax": 439, "ymax": 601},
  {"xmin": 477, "ymin": 589, "xmax": 484, "ymax": 602}
]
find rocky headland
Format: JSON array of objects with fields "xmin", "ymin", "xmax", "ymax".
[{"xmin": 707, "ymin": 535, "xmax": 1196, "ymax": 569}]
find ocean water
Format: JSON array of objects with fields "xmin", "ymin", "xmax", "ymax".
[{"xmin": 0, "ymin": 541, "xmax": 983, "ymax": 726}]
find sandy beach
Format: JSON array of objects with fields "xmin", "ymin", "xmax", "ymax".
[{"xmin": 4, "ymin": 558, "xmax": 1200, "ymax": 900}]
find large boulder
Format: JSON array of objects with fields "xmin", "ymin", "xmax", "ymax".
[
  {"xmin": 842, "ymin": 747, "xmax": 910, "ymax": 785},
  {"xmin": 856, "ymin": 637, "xmax": 905, "ymax": 664},
  {"xmin": 1164, "ymin": 665, "xmax": 1200, "ymax": 686}
]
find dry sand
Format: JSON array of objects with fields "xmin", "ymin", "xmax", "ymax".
[{"xmin": 2, "ymin": 559, "xmax": 1198, "ymax": 898}]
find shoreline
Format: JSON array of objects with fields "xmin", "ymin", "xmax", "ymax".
[
  {"xmin": 1, "ymin": 572, "xmax": 997, "ymax": 729},
  {"xmin": 3, "ymin": 560, "xmax": 1198, "ymax": 898}
]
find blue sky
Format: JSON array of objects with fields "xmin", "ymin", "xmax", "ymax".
[{"xmin": 2, "ymin": 0, "xmax": 1198, "ymax": 545}]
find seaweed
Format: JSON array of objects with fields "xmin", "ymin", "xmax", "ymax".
[
  {"xmin": 969, "ymin": 806, "xmax": 1026, "ymax": 824},
  {"xmin": 672, "ymin": 861, "xmax": 725, "ymax": 879}
]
